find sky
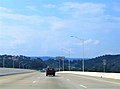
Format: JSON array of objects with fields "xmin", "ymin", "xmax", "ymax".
[{"xmin": 0, "ymin": 0, "xmax": 120, "ymax": 58}]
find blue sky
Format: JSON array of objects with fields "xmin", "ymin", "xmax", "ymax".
[{"xmin": 0, "ymin": 0, "xmax": 120, "ymax": 58}]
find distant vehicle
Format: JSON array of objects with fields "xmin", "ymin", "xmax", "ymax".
[
  {"xmin": 46, "ymin": 68, "xmax": 55, "ymax": 76},
  {"xmin": 39, "ymin": 69, "xmax": 46, "ymax": 72}
]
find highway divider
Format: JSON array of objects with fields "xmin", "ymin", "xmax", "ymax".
[
  {"xmin": 58, "ymin": 71, "xmax": 120, "ymax": 80},
  {"xmin": 0, "ymin": 68, "xmax": 35, "ymax": 76}
]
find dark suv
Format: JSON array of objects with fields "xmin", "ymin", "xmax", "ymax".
[{"xmin": 46, "ymin": 68, "xmax": 55, "ymax": 76}]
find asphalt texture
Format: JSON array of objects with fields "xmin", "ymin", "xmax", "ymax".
[{"xmin": 0, "ymin": 72, "xmax": 119, "ymax": 89}]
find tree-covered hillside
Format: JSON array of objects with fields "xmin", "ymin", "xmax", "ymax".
[
  {"xmin": 0, "ymin": 54, "xmax": 120, "ymax": 73},
  {"xmin": 0, "ymin": 55, "xmax": 46, "ymax": 70},
  {"xmin": 85, "ymin": 54, "xmax": 120, "ymax": 72}
]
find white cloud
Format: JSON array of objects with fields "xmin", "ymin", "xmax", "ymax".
[
  {"xmin": 9, "ymin": 34, "xmax": 27, "ymax": 47},
  {"xmin": 111, "ymin": 16, "xmax": 120, "ymax": 22},
  {"xmin": 112, "ymin": 4, "xmax": 120, "ymax": 12},
  {"xmin": 0, "ymin": 2, "xmax": 119, "ymax": 57},
  {"xmin": 0, "ymin": 27, "xmax": 29, "ymax": 47},
  {"xmin": 84, "ymin": 39, "xmax": 92, "ymax": 44},
  {"xmin": 93, "ymin": 40, "xmax": 100, "ymax": 45},
  {"xmin": 59, "ymin": 2, "xmax": 105, "ymax": 17},
  {"xmin": 76, "ymin": 39, "xmax": 100, "ymax": 45},
  {"xmin": 72, "ymin": 39, "xmax": 100, "ymax": 46},
  {"xmin": 0, "ymin": 7, "xmax": 65, "ymax": 31},
  {"xmin": 26, "ymin": 6, "xmax": 39, "ymax": 12},
  {"xmin": 43, "ymin": 4, "xmax": 56, "ymax": 8},
  {"xmin": 0, "ymin": 7, "xmax": 12, "ymax": 13},
  {"xmin": 0, "ymin": 12, "xmax": 43, "ymax": 25},
  {"xmin": 0, "ymin": 18, "xmax": 66, "ymax": 55},
  {"xmin": 0, "ymin": 25, "xmax": 44, "ymax": 54},
  {"xmin": 44, "ymin": 16, "xmax": 66, "ymax": 30},
  {"xmin": 84, "ymin": 39, "xmax": 100, "ymax": 45}
]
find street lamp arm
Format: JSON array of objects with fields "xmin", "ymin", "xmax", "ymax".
[
  {"xmin": 70, "ymin": 35, "xmax": 85, "ymax": 72},
  {"xmin": 70, "ymin": 36, "xmax": 84, "ymax": 41}
]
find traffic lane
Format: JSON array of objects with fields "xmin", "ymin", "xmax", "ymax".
[
  {"xmin": 0, "ymin": 72, "xmax": 39, "ymax": 89},
  {"xmin": 0, "ymin": 72, "xmax": 81, "ymax": 89},
  {"xmin": 34, "ymin": 73, "xmax": 79, "ymax": 89},
  {"xmin": 58, "ymin": 73, "xmax": 120, "ymax": 89}
]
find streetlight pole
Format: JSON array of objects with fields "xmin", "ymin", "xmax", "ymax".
[
  {"xmin": 26, "ymin": 65, "xmax": 30, "ymax": 69},
  {"xmin": 59, "ymin": 59, "xmax": 60, "ymax": 71},
  {"xmin": 68, "ymin": 51, "xmax": 71, "ymax": 71},
  {"xmin": 19, "ymin": 61, "xmax": 23, "ymax": 69},
  {"xmin": 103, "ymin": 59, "xmax": 106, "ymax": 72},
  {"xmin": 82, "ymin": 39, "xmax": 85, "ymax": 72},
  {"xmin": 61, "ymin": 57, "xmax": 64, "ymax": 71},
  {"xmin": 13, "ymin": 60, "xmax": 15, "ymax": 68},
  {"xmin": 3, "ymin": 56, "xmax": 5, "ymax": 68},
  {"xmin": 70, "ymin": 36, "xmax": 85, "ymax": 72},
  {"xmin": 23, "ymin": 63, "xmax": 27, "ymax": 69},
  {"xmin": 62, "ymin": 48, "xmax": 71, "ymax": 71},
  {"xmin": 12, "ymin": 56, "xmax": 15, "ymax": 68},
  {"xmin": 56, "ymin": 57, "xmax": 61, "ymax": 71},
  {"xmin": 56, "ymin": 56, "xmax": 65, "ymax": 71}
]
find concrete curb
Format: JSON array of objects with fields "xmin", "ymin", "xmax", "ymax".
[{"xmin": 58, "ymin": 71, "xmax": 120, "ymax": 80}]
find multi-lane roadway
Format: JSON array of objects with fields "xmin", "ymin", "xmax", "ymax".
[{"xmin": 0, "ymin": 72, "xmax": 119, "ymax": 89}]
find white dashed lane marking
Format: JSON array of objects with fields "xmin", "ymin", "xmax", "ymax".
[
  {"xmin": 66, "ymin": 79, "xmax": 70, "ymax": 81},
  {"xmin": 38, "ymin": 77, "xmax": 40, "ymax": 79},
  {"xmin": 80, "ymin": 84, "xmax": 87, "ymax": 88},
  {"xmin": 33, "ymin": 81, "xmax": 36, "ymax": 84}
]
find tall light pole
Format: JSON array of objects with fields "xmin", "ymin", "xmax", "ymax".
[
  {"xmin": 56, "ymin": 57, "xmax": 61, "ymax": 71},
  {"xmin": 103, "ymin": 59, "xmax": 106, "ymax": 73},
  {"xmin": 70, "ymin": 36, "xmax": 85, "ymax": 72},
  {"xmin": 57, "ymin": 56, "xmax": 65, "ymax": 71},
  {"xmin": 12, "ymin": 56, "xmax": 16, "ymax": 68},
  {"xmin": 62, "ymin": 48, "xmax": 71, "ymax": 71},
  {"xmin": 23, "ymin": 63, "xmax": 27, "ymax": 69},
  {"xmin": 26, "ymin": 65, "xmax": 30, "ymax": 69},
  {"xmin": 3, "ymin": 56, "xmax": 5, "ymax": 68},
  {"xmin": 19, "ymin": 61, "xmax": 23, "ymax": 69}
]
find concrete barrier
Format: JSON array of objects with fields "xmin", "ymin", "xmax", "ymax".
[
  {"xmin": 0, "ymin": 68, "xmax": 35, "ymax": 76},
  {"xmin": 58, "ymin": 71, "xmax": 120, "ymax": 80}
]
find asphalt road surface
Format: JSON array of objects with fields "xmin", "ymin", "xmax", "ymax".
[{"xmin": 0, "ymin": 72, "xmax": 120, "ymax": 89}]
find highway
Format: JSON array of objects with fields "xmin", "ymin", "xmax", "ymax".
[{"xmin": 0, "ymin": 72, "xmax": 119, "ymax": 89}]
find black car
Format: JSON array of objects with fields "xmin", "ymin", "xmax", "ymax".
[{"xmin": 46, "ymin": 68, "xmax": 55, "ymax": 76}]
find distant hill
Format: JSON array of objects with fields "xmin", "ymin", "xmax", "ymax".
[
  {"xmin": 0, "ymin": 54, "xmax": 120, "ymax": 72},
  {"xmin": 85, "ymin": 54, "xmax": 120, "ymax": 72},
  {"xmin": 43, "ymin": 54, "xmax": 120, "ymax": 73},
  {"xmin": 31, "ymin": 56, "xmax": 88, "ymax": 60},
  {"xmin": 31, "ymin": 56, "xmax": 53, "ymax": 60}
]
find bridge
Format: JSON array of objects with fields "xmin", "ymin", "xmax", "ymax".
[{"xmin": 0, "ymin": 68, "xmax": 119, "ymax": 89}]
